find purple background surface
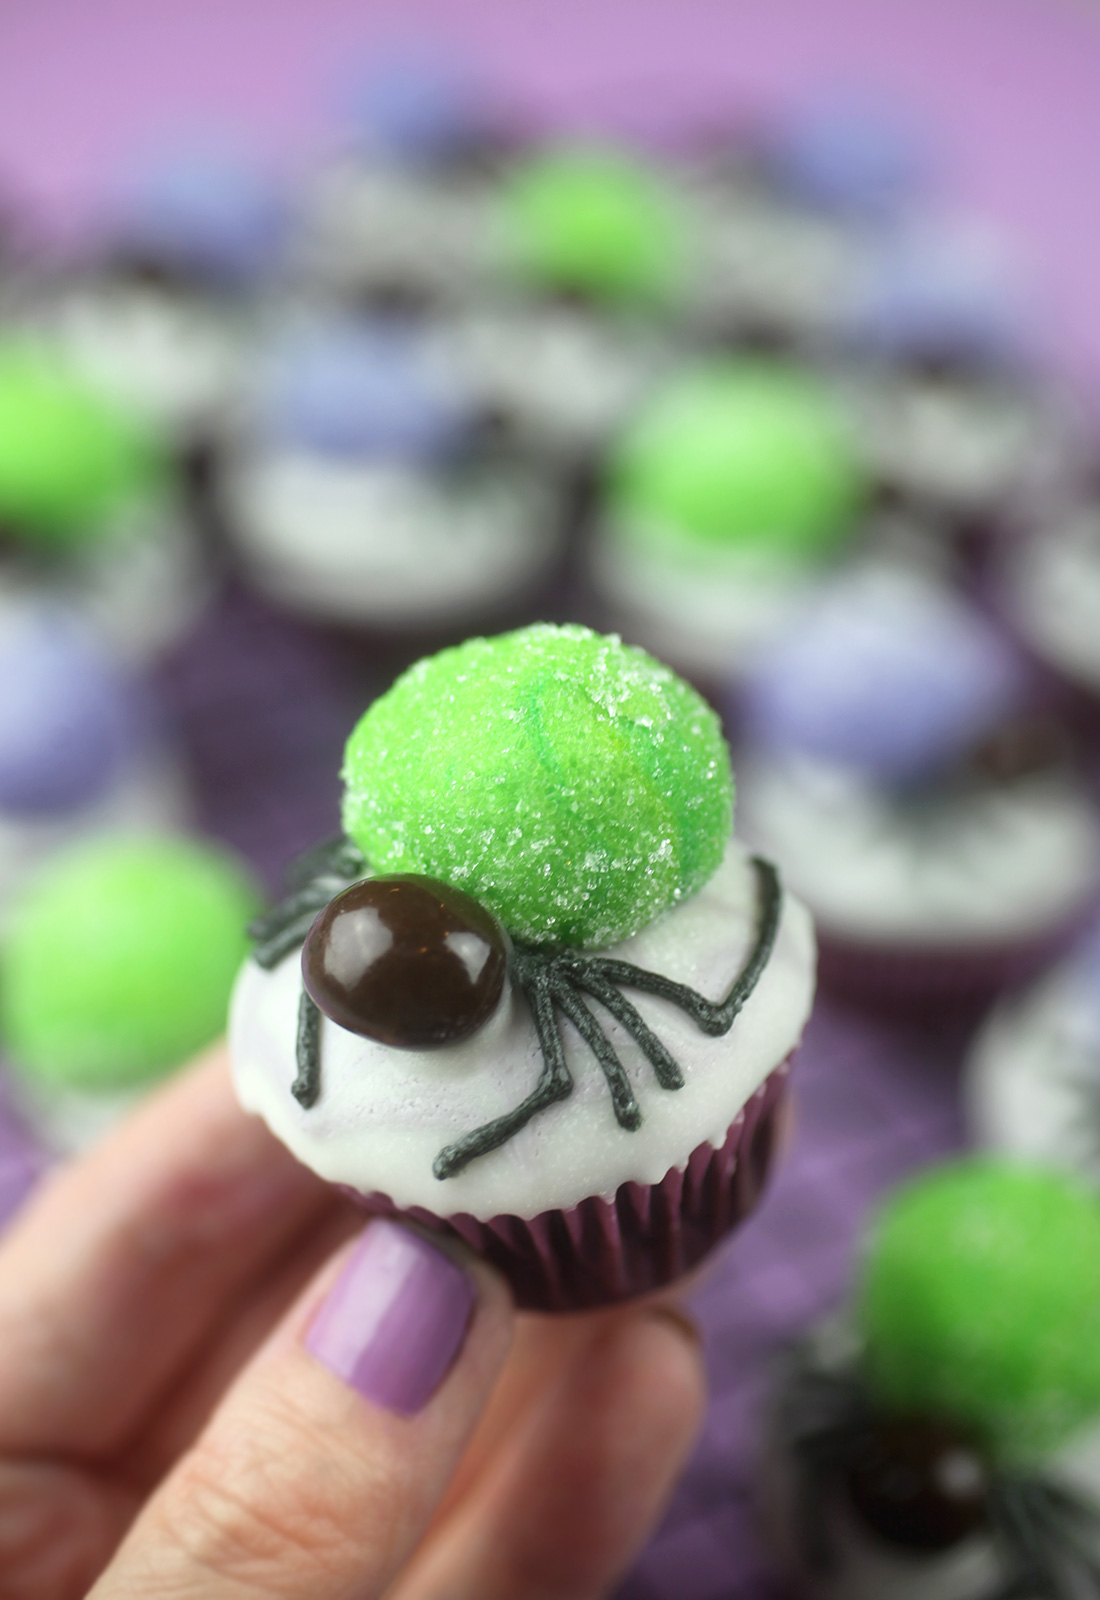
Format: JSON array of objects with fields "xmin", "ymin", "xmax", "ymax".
[{"xmin": 0, "ymin": 1, "xmax": 1087, "ymax": 1590}]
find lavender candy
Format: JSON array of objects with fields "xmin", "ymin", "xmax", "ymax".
[
  {"xmin": 106, "ymin": 150, "xmax": 288, "ymax": 287},
  {"xmin": 344, "ymin": 48, "xmax": 501, "ymax": 166},
  {"xmin": 0, "ymin": 601, "xmax": 141, "ymax": 817},
  {"xmin": 764, "ymin": 93, "xmax": 929, "ymax": 219},
  {"xmin": 254, "ymin": 321, "xmax": 476, "ymax": 464},
  {"xmin": 740, "ymin": 566, "xmax": 1029, "ymax": 785}
]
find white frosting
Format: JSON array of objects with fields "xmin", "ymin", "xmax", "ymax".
[
  {"xmin": 440, "ymin": 303, "xmax": 672, "ymax": 455},
  {"xmin": 230, "ymin": 841, "xmax": 815, "ymax": 1221},
  {"xmin": 737, "ymin": 753, "xmax": 1100, "ymax": 944},
  {"xmin": 590, "ymin": 521, "xmax": 820, "ymax": 678},
  {"xmin": 1000, "ymin": 508, "xmax": 1100, "ymax": 692},
  {"xmin": 222, "ymin": 450, "xmax": 561, "ymax": 625},
  {"xmin": 844, "ymin": 371, "xmax": 1068, "ymax": 510},
  {"xmin": 297, "ymin": 161, "xmax": 496, "ymax": 299},
  {"xmin": 965, "ymin": 960, "xmax": 1100, "ymax": 1185},
  {"xmin": 45, "ymin": 283, "xmax": 247, "ymax": 439}
]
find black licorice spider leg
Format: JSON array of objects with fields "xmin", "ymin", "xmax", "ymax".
[
  {"xmin": 775, "ymin": 1346, "xmax": 1100, "ymax": 1599},
  {"xmin": 249, "ymin": 840, "xmax": 782, "ymax": 1182}
]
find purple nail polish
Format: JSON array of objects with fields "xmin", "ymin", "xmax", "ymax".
[{"xmin": 307, "ymin": 1221, "xmax": 475, "ymax": 1415}]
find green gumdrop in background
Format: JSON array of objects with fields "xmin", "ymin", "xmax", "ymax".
[
  {"xmin": 608, "ymin": 361, "xmax": 866, "ymax": 559},
  {"xmin": 1, "ymin": 835, "xmax": 262, "ymax": 1091},
  {"xmin": 859, "ymin": 1159, "xmax": 1100, "ymax": 1463},
  {"xmin": 499, "ymin": 146, "xmax": 684, "ymax": 306},
  {"xmin": 342, "ymin": 623, "xmax": 733, "ymax": 948},
  {"xmin": 0, "ymin": 340, "xmax": 160, "ymax": 549}
]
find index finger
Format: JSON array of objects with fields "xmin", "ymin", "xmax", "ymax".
[{"xmin": 0, "ymin": 1047, "xmax": 337, "ymax": 1461}]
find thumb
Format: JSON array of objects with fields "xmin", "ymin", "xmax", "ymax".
[{"xmin": 90, "ymin": 1220, "xmax": 513, "ymax": 1600}]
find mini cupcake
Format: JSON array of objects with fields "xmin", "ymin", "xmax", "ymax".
[
  {"xmin": 218, "ymin": 316, "xmax": 563, "ymax": 637},
  {"xmin": 965, "ymin": 924, "xmax": 1100, "ymax": 1188},
  {"xmin": 1, "ymin": 833, "xmax": 260, "ymax": 1153},
  {"xmin": 761, "ymin": 94, "xmax": 930, "ymax": 222},
  {"xmin": 39, "ymin": 151, "xmax": 285, "ymax": 460},
  {"xmin": 0, "ymin": 338, "xmax": 210, "ymax": 658},
  {"xmin": 0, "ymin": 595, "xmax": 187, "ymax": 914},
  {"xmin": 589, "ymin": 359, "xmax": 868, "ymax": 691},
  {"xmin": 298, "ymin": 51, "xmax": 511, "ymax": 309},
  {"xmin": 736, "ymin": 563, "xmax": 1100, "ymax": 1009},
  {"xmin": 231, "ymin": 623, "xmax": 816, "ymax": 1311},
  {"xmin": 763, "ymin": 1159, "xmax": 1100, "ymax": 1599}
]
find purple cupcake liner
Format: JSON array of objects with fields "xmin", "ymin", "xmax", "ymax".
[
  {"xmin": 356, "ymin": 1055, "xmax": 794, "ymax": 1313},
  {"xmin": 816, "ymin": 907, "xmax": 1099, "ymax": 1021}
]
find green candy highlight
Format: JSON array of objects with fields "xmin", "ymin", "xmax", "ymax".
[
  {"xmin": 1, "ymin": 835, "xmax": 261, "ymax": 1091},
  {"xmin": 342, "ymin": 623, "xmax": 733, "ymax": 949},
  {"xmin": 608, "ymin": 361, "xmax": 865, "ymax": 560},
  {"xmin": 498, "ymin": 146, "xmax": 684, "ymax": 306},
  {"xmin": 859, "ymin": 1159, "xmax": 1100, "ymax": 1463},
  {"xmin": 0, "ymin": 341, "xmax": 159, "ymax": 549}
]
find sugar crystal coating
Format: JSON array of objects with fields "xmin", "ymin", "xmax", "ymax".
[
  {"xmin": 499, "ymin": 146, "xmax": 684, "ymax": 306},
  {"xmin": 1, "ymin": 835, "xmax": 261, "ymax": 1090},
  {"xmin": 859, "ymin": 1159, "xmax": 1100, "ymax": 1463},
  {"xmin": 0, "ymin": 341, "xmax": 159, "ymax": 547},
  {"xmin": 608, "ymin": 361, "xmax": 865, "ymax": 559},
  {"xmin": 341, "ymin": 623, "xmax": 733, "ymax": 948}
]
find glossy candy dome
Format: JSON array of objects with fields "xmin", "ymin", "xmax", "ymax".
[
  {"xmin": 1, "ymin": 835, "xmax": 261, "ymax": 1091},
  {"xmin": 860, "ymin": 1159, "xmax": 1100, "ymax": 1462},
  {"xmin": 109, "ymin": 151, "xmax": 287, "ymax": 286},
  {"xmin": 609, "ymin": 361, "xmax": 865, "ymax": 559},
  {"xmin": 342, "ymin": 623, "xmax": 733, "ymax": 949},
  {"xmin": 255, "ymin": 321, "xmax": 472, "ymax": 462},
  {"xmin": 0, "ymin": 341, "xmax": 157, "ymax": 548},
  {"xmin": 0, "ymin": 601, "xmax": 140, "ymax": 816},
  {"xmin": 499, "ymin": 146, "xmax": 684, "ymax": 305},
  {"xmin": 741, "ymin": 566, "xmax": 1027, "ymax": 783},
  {"xmin": 765, "ymin": 94, "xmax": 928, "ymax": 217}
]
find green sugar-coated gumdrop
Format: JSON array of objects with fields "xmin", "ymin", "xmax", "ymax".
[
  {"xmin": 608, "ymin": 361, "xmax": 866, "ymax": 560},
  {"xmin": 859, "ymin": 1159, "xmax": 1100, "ymax": 1464},
  {"xmin": 498, "ymin": 146, "xmax": 684, "ymax": 306},
  {"xmin": 342, "ymin": 623, "xmax": 733, "ymax": 948},
  {"xmin": 0, "ymin": 341, "xmax": 159, "ymax": 549},
  {"xmin": 1, "ymin": 835, "xmax": 261, "ymax": 1091}
]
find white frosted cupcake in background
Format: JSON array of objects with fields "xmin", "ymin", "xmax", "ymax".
[
  {"xmin": 34, "ymin": 151, "xmax": 287, "ymax": 467},
  {"xmin": 297, "ymin": 50, "xmax": 514, "ymax": 309},
  {"xmin": 763, "ymin": 1159, "xmax": 1100, "ymax": 1600},
  {"xmin": 1, "ymin": 833, "xmax": 260, "ymax": 1155},
  {"xmin": 837, "ymin": 224, "xmax": 1079, "ymax": 547},
  {"xmin": 218, "ymin": 316, "xmax": 563, "ymax": 636},
  {"xmin": 0, "ymin": 595, "xmax": 187, "ymax": 919},
  {"xmin": 965, "ymin": 924, "xmax": 1100, "ymax": 1188},
  {"xmin": 735, "ymin": 562, "xmax": 1100, "ymax": 1010},
  {"xmin": 0, "ymin": 337, "xmax": 211, "ymax": 659},
  {"xmin": 589, "ymin": 357, "xmax": 869, "ymax": 693}
]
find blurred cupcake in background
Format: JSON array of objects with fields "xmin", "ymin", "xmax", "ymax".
[
  {"xmin": 0, "ymin": 338, "xmax": 211, "ymax": 658},
  {"xmin": 760, "ymin": 92, "xmax": 930, "ymax": 223},
  {"xmin": 966, "ymin": 921, "xmax": 1100, "ymax": 1189},
  {"xmin": 217, "ymin": 315, "xmax": 564, "ymax": 640},
  {"xmin": 838, "ymin": 224, "xmax": 1079, "ymax": 553},
  {"xmin": 589, "ymin": 359, "xmax": 868, "ymax": 694},
  {"xmin": 298, "ymin": 47, "xmax": 515, "ymax": 310},
  {"xmin": 763, "ymin": 1159, "xmax": 1100, "ymax": 1600},
  {"xmin": 736, "ymin": 562, "xmax": 1100, "ymax": 1010},
  {"xmin": 0, "ymin": 596, "xmax": 187, "ymax": 918},
  {"xmin": 33, "ymin": 149, "xmax": 287, "ymax": 472},
  {"xmin": 442, "ymin": 145, "xmax": 683, "ymax": 480},
  {"xmin": 0, "ymin": 833, "xmax": 260, "ymax": 1154}
]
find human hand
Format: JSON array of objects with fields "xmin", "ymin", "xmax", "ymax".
[{"xmin": 0, "ymin": 1048, "xmax": 706, "ymax": 1600}]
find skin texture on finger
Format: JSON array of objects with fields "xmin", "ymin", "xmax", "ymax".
[
  {"xmin": 87, "ymin": 1230, "xmax": 514, "ymax": 1600},
  {"xmin": 0, "ymin": 1048, "xmax": 338, "ymax": 1460},
  {"xmin": 388, "ymin": 1306, "xmax": 706, "ymax": 1600}
]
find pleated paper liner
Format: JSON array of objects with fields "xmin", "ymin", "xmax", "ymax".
[{"xmin": 355, "ymin": 1055, "xmax": 794, "ymax": 1313}]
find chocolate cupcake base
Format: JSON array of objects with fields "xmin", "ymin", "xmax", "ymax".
[{"xmin": 357, "ymin": 1056, "xmax": 793, "ymax": 1313}]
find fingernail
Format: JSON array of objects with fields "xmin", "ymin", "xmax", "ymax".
[{"xmin": 307, "ymin": 1221, "xmax": 475, "ymax": 1415}]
